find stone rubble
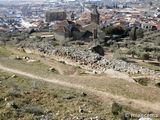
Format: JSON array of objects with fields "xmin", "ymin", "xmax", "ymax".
[{"xmin": 15, "ymin": 40, "xmax": 160, "ymax": 77}]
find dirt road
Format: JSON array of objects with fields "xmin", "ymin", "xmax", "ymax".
[{"xmin": 0, "ymin": 64, "xmax": 160, "ymax": 115}]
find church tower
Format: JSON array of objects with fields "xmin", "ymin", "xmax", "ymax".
[{"xmin": 91, "ymin": 5, "xmax": 100, "ymax": 24}]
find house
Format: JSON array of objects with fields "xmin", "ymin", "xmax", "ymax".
[
  {"xmin": 4, "ymin": 15, "xmax": 21, "ymax": 22},
  {"xmin": 156, "ymin": 24, "xmax": 160, "ymax": 31},
  {"xmin": 53, "ymin": 20, "xmax": 75, "ymax": 41},
  {"xmin": 57, "ymin": 20, "xmax": 75, "ymax": 28},
  {"xmin": 45, "ymin": 9, "xmax": 67, "ymax": 22},
  {"xmin": 0, "ymin": 15, "xmax": 5, "ymax": 22},
  {"xmin": 72, "ymin": 27, "xmax": 92, "ymax": 42},
  {"xmin": 82, "ymin": 22, "xmax": 105, "ymax": 40},
  {"xmin": 39, "ymin": 25, "xmax": 49, "ymax": 32},
  {"xmin": 141, "ymin": 22, "xmax": 153, "ymax": 30},
  {"xmin": 53, "ymin": 26, "xmax": 70, "ymax": 41}
]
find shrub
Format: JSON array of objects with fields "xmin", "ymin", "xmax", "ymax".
[
  {"xmin": 157, "ymin": 55, "xmax": 160, "ymax": 62},
  {"xmin": 24, "ymin": 106, "xmax": 44, "ymax": 115},
  {"xmin": 120, "ymin": 112, "xmax": 129, "ymax": 120},
  {"xmin": 59, "ymin": 39, "xmax": 71, "ymax": 46},
  {"xmin": 150, "ymin": 52, "xmax": 158, "ymax": 59},
  {"xmin": 137, "ymin": 52, "xmax": 150, "ymax": 60},
  {"xmin": 134, "ymin": 77, "xmax": 149, "ymax": 86},
  {"xmin": 111, "ymin": 102, "xmax": 122, "ymax": 115},
  {"xmin": 113, "ymin": 50, "xmax": 127, "ymax": 61},
  {"xmin": 141, "ymin": 52, "xmax": 150, "ymax": 60},
  {"xmin": 75, "ymin": 40, "xmax": 84, "ymax": 47},
  {"xmin": 154, "ymin": 39, "xmax": 160, "ymax": 46},
  {"xmin": 155, "ymin": 82, "xmax": 160, "ymax": 88}
]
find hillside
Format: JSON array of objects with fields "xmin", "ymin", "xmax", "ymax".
[{"xmin": 0, "ymin": 44, "xmax": 160, "ymax": 120}]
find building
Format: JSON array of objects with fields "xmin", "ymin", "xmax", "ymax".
[
  {"xmin": 45, "ymin": 10, "xmax": 67, "ymax": 22},
  {"xmin": 53, "ymin": 20, "xmax": 74, "ymax": 41},
  {"xmin": 91, "ymin": 5, "xmax": 100, "ymax": 24}
]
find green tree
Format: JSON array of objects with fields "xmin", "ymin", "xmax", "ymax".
[
  {"xmin": 136, "ymin": 28, "xmax": 144, "ymax": 38},
  {"xmin": 157, "ymin": 55, "xmax": 160, "ymax": 62},
  {"xmin": 130, "ymin": 26, "xmax": 137, "ymax": 40},
  {"xmin": 105, "ymin": 25, "xmax": 124, "ymax": 37}
]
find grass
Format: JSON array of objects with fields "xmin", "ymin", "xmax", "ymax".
[
  {"xmin": 0, "ymin": 46, "xmax": 13, "ymax": 57},
  {"xmin": 0, "ymin": 71, "xmax": 115, "ymax": 120},
  {"xmin": 1, "ymin": 71, "xmax": 159, "ymax": 119},
  {"xmin": 31, "ymin": 32, "xmax": 53, "ymax": 36},
  {"xmin": 134, "ymin": 77, "xmax": 149, "ymax": 86},
  {"xmin": 0, "ymin": 58, "xmax": 58, "ymax": 75},
  {"xmin": 0, "ymin": 45, "xmax": 160, "ymax": 119}
]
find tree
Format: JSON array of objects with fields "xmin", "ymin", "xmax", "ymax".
[
  {"xmin": 157, "ymin": 55, "xmax": 160, "ymax": 62},
  {"xmin": 105, "ymin": 25, "xmax": 124, "ymax": 38},
  {"xmin": 130, "ymin": 26, "xmax": 137, "ymax": 40},
  {"xmin": 149, "ymin": 1, "xmax": 152, "ymax": 6},
  {"xmin": 123, "ymin": 27, "xmax": 130, "ymax": 36},
  {"xmin": 136, "ymin": 28, "xmax": 144, "ymax": 38}
]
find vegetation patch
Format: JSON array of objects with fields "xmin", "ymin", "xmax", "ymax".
[
  {"xmin": 0, "ymin": 46, "xmax": 12, "ymax": 57},
  {"xmin": 155, "ymin": 82, "xmax": 160, "ymax": 88},
  {"xmin": 134, "ymin": 77, "xmax": 149, "ymax": 86}
]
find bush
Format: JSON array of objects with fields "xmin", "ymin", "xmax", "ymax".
[
  {"xmin": 120, "ymin": 112, "xmax": 129, "ymax": 120},
  {"xmin": 141, "ymin": 53, "xmax": 150, "ymax": 60},
  {"xmin": 111, "ymin": 102, "xmax": 122, "ymax": 115},
  {"xmin": 157, "ymin": 55, "xmax": 160, "ymax": 62},
  {"xmin": 24, "ymin": 106, "xmax": 44, "ymax": 115},
  {"xmin": 134, "ymin": 78, "xmax": 149, "ymax": 86},
  {"xmin": 59, "ymin": 39, "xmax": 71, "ymax": 46},
  {"xmin": 150, "ymin": 52, "xmax": 158, "ymax": 59},
  {"xmin": 155, "ymin": 82, "xmax": 160, "ymax": 88},
  {"xmin": 75, "ymin": 40, "xmax": 84, "ymax": 47},
  {"xmin": 154, "ymin": 39, "xmax": 160, "ymax": 46},
  {"xmin": 126, "ymin": 48, "xmax": 136, "ymax": 58},
  {"xmin": 113, "ymin": 50, "xmax": 127, "ymax": 61}
]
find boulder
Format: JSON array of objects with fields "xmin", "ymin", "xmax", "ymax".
[{"xmin": 89, "ymin": 45, "xmax": 104, "ymax": 56}]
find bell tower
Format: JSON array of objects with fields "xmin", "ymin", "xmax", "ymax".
[{"xmin": 91, "ymin": 5, "xmax": 100, "ymax": 24}]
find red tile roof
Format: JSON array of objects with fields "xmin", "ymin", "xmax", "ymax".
[
  {"xmin": 53, "ymin": 26, "xmax": 65, "ymax": 33},
  {"xmin": 58, "ymin": 20, "xmax": 69, "ymax": 26},
  {"xmin": 156, "ymin": 24, "xmax": 160, "ymax": 29}
]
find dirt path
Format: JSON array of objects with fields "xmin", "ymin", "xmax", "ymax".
[{"xmin": 0, "ymin": 64, "xmax": 160, "ymax": 115}]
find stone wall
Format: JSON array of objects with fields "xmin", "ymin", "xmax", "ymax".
[
  {"xmin": 14, "ymin": 38, "xmax": 160, "ymax": 80},
  {"xmin": 25, "ymin": 46, "xmax": 160, "ymax": 77}
]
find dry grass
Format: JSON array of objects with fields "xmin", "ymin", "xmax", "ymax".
[
  {"xmin": 0, "ymin": 45, "xmax": 160, "ymax": 119},
  {"xmin": 0, "ymin": 71, "xmax": 114, "ymax": 120}
]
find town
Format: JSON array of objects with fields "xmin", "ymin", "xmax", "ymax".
[{"xmin": 0, "ymin": 0, "xmax": 160, "ymax": 33}]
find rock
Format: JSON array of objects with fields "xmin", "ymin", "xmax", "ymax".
[
  {"xmin": 82, "ymin": 92, "xmax": 87, "ymax": 97},
  {"xmin": 24, "ymin": 91, "xmax": 30, "ymax": 94},
  {"xmin": 27, "ymin": 60, "xmax": 37, "ymax": 63},
  {"xmin": 49, "ymin": 67, "xmax": 55, "ymax": 71},
  {"xmin": 14, "ymin": 56, "xmax": 21, "ymax": 60},
  {"xmin": 14, "ymin": 39, "xmax": 160, "ymax": 76},
  {"xmin": 6, "ymin": 102, "xmax": 18, "ymax": 109},
  {"xmin": 93, "ymin": 70, "xmax": 97, "ymax": 74},
  {"xmin": 23, "ymin": 56, "xmax": 30, "ymax": 60},
  {"xmin": 11, "ymin": 75, "xmax": 17, "ymax": 78},
  {"xmin": 79, "ymin": 108, "xmax": 83, "ymax": 113},
  {"xmin": 89, "ymin": 45, "xmax": 104, "ymax": 56},
  {"xmin": 88, "ymin": 111, "xmax": 92, "ymax": 113},
  {"xmin": 4, "ymin": 98, "xmax": 8, "ymax": 101},
  {"xmin": 79, "ymin": 106, "xmax": 83, "ymax": 113}
]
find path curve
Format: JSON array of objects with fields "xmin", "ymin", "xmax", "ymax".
[{"xmin": 0, "ymin": 64, "xmax": 160, "ymax": 114}]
